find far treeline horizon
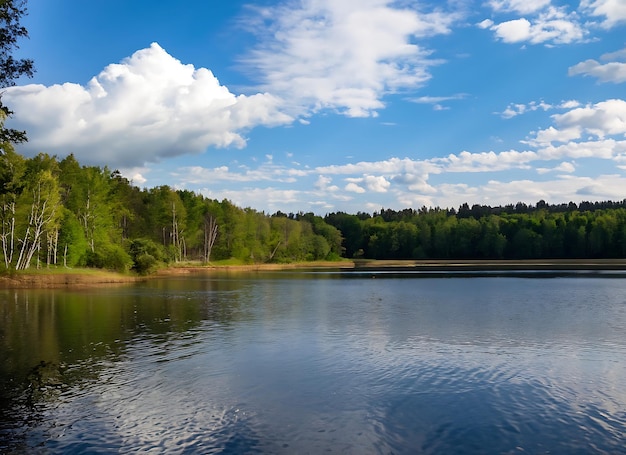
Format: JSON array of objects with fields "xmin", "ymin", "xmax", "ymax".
[{"xmin": 1, "ymin": 1, "xmax": 626, "ymax": 273}]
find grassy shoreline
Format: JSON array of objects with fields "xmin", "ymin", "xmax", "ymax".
[
  {"xmin": 2, "ymin": 259, "xmax": 626, "ymax": 288},
  {"xmin": 0, "ymin": 268, "xmax": 145, "ymax": 289}
]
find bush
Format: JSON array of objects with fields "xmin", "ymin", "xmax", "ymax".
[
  {"xmin": 134, "ymin": 253, "xmax": 158, "ymax": 275},
  {"xmin": 85, "ymin": 245, "xmax": 133, "ymax": 273},
  {"xmin": 128, "ymin": 238, "xmax": 167, "ymax": 274}
]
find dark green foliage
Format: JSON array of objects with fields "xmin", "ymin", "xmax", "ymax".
[
  {"xmin": 0, "ymin": 0, "xmax": 34, "ymax": 143},
  {"xmin": 128, "ymin": 238, "xmax": 166, "ymax": 274},
  {"xmin": 85, "ymin": 245, "xmax": 132, "ymax": 273},
  {"xmin": 324, "ymin": 201, "xmax": 626, "ymax": 260}
]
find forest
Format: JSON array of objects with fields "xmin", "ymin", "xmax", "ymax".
[
  {"xmin": 325, "ymin": 200, "xmax": 626, "ymax": 261},
  {"xmin": 1, "ymin": 146, "xmax": 626, "ymax": 274},
  {"xmin": 0, "ymin": 146, "xmax": 346, "ymax": 273}
]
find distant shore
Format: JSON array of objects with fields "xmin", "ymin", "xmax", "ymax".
[
  {"xmin": 2, "ymin": 259, "xmax": 626, "ymax": 288},
  {"xmin": 348, "ymin": 258, "xmax": 626, "ymax": 271}
]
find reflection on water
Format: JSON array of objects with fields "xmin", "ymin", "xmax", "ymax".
[{"xmin": 2, "ymin": 272, "xmax": 626, "ymax": 453}]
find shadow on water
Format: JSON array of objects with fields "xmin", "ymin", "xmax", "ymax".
[{"xmin": 0, "ymin": 281, "xmax": 257, "ymax": 454}]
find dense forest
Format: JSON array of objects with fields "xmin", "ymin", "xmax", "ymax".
[
  {"xmin": 1, "ymin": 146, "xmax": 626, "ymax": 274},
  {"xmin": 0, "ymin": 147, "xmax": 346, "ymax": 273},
  {"xmin": 325, "ymin": 200, "xmax": 626, "ymax": 261}
]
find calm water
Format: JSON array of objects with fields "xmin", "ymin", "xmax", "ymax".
[{"xmin": 2, "ymin": 270, "xmax": 626, "ymax": 454}]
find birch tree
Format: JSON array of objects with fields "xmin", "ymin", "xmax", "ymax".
[
  {"xmin": 14, "ymin": 169, "xmax": 60, "ymax": 270},
  {"xmin": 203, "ymin": 214, "xmax": 218, "ymax": 263}
]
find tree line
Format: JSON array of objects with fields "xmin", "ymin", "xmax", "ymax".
[
  {"xmin": 0, "ymin": 148, "xmax": 343, "ymax": 273},
  {"xmin": 324, "ymin": 202, "xmax": 626, "ymax": 260},
  {"xmin": 2, "ymin": 147, "xmax": 626, "ymax": 273}
]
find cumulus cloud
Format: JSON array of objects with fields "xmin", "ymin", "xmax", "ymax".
[
  {"xmin": 568, "ymin": 46, "xmax": 626, "ymax": 83},
  {"xmin": 363, "ymin": 175, "xmax": 391, "ymax": 192},
  {"xmin": 552, "ymin": 99, "xmax": 626, "ymax": 138},
  {"xmin": 530, "ymin": 126, "xmax": 582, "ymax": 145},
  {"xmin": 528, "ymin": 99, "xmax": 626, "ymax": 147},
  {"xmin": 243, "ymin": 0, "xmax": 459, "ymax": 117},
  {"xmin": 580, "ymin": 0, "xmax": 626, "ymax": 28},
  {"xmin": 4, "ymin": 43, "xmax": 293, "ymax": 167},
  {"xmin": 314, "ymin": 175, "xmax": 340, "ymax": 192},
  {"xmin": 439, "ymin": 150, "xmax": 537, "ymax": 172},
  {"xmin": 345, "ymin": 182, "xmax": 366, "ymax": 193},
  {"xmin": 537, "ymin": 139, "xmax": 626, "ymax": 161},
  {"xmin": 481, "ymin": 4, "xmax": 587, "ymax": 45}
]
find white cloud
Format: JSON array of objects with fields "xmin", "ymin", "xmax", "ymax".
[
  {"xmin": 568, "ymin": 46, "xmax": 626, "ymax": 83},
  {"xmin": 487, "ymin": 0, "xmax": 551, "ymax": 15},
  {"xmin": 173, "ymin": 163, "xmax": 305, "ymax": 184},
  {"xmin": 491, "ymin": 18, "xmax": 533, "ymax": 42},
  {"xmin": 409, "ymin": 93, "xmax": 467, "ymax": 111},
  {"xmin": 315, "ymin": 156, "xmax": 439, "ymax": 176},
  {"xmin": 580, "ymin": 0, "xmax": 626, "ymax": 28},
  {"xmin": 363, "ymin": 175, "xmax": 391, "ymax": 192},
  {"xmin": 243, "ymin": 0, "xmax": 459, "ymax": 118},
  {"xmin": 536, "ymin": 161, "xmax": 576, "ymax": 174},
  {"xmin": 345, "ymin": 182, "xmax": 366, "ymax": 193},
  {"xmin": 314, "ymin": 175, "xmax": 340, "ymax": 192},
  {"xmin": 5, "ymin": 43, "xmax": 292, "ymax": 167},
  {"xmin": 537, "ymin": 139, "xmax": 626, "ymax": 160},
  {"xmin": 439, "ymin": 150, "xmax": 537, "ymax": 172},
  {"xmin": 530, "ymin": 126, "xmax": 583, "ymax": 145},
  {"xmin": 500, "ymin": 100, "xmax": 552, "ymax": 118},
  {"xmin": 482, "ymin": 5, "xmax": 587, "ymax": 45},
  {"xmin": 552, "ymin": 99, "xmax": 626, "ymax": 138},
  {"xmin": 527, "ymin": 99, "xmax": 626, "ymax": 147},
  {"xmin": 569, "ymin": 59, "xmax": 626, "ymax": 83},
  {"xmin": 560, "ymin": 100, "xmax": 582, "ymax": 109},
  {"xmin": 477, "ymin": 19, "xmax": 494, "ymax": 29}
]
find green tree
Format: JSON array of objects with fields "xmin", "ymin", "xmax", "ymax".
[
  {"xmin": 0, "ymin": 143, "xmax": 24, "ymax": 267},
  {"xmin": 14, "ymin": 162, "xmax": 61, "ymax": 269},
  {"xmin": 57, "ymin": 208, "xmax": 88, "ymax": 267},
  {"xmin": 0, "ymin": 0, "xmax": 34, "ymax": 143}
]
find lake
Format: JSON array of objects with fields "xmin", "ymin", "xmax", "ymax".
[{"xmin": 2, "ymin": 270, "xmax": 626, "ymax": 454}]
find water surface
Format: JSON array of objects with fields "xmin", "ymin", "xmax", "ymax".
[{"xmin": 1, "ymin": 270, "xmax": 626, "ymax": 453}]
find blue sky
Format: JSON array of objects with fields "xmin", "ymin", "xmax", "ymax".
[{"xmin": 6, "ymin": 0, "xmax": 626, "ymax": 214}]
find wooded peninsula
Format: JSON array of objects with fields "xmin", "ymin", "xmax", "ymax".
[{"xmin": 2, "ymin": 146, "xmax": 626, "ymax": 276}]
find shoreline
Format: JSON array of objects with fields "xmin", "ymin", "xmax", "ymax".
[
  {"xmin": 2, "ymin": 259, "xmax": 626, "ymax": 288},
  {"xmin": 348, "ymin": 258, "xmax": 626, "ymax": 271},
  {"xmin": 0, "ymin": 270, "xmax": 145, "ymax": 289}
]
